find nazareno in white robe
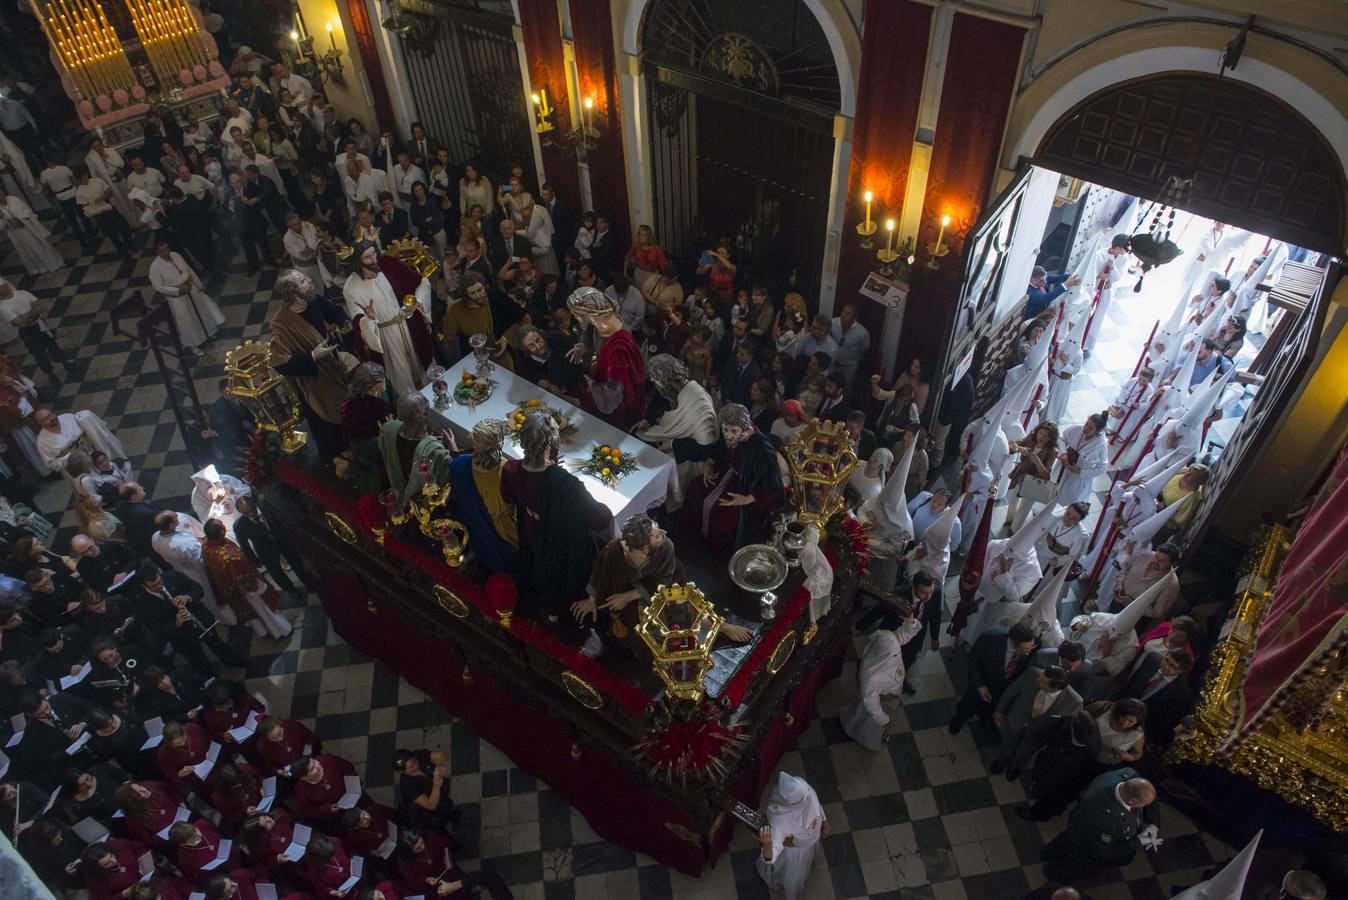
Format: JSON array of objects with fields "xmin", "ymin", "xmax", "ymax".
[
  {"xmin": 0, "ymin": 196, "xmax": 63, "ymax": 275},
  {"xmin": 839, "ymin": 618, "xmax": 923, "ymax": 751},
  {"xmin": 149, "ymin": 252, "xmax": 226, "ymax": 349},
  {"xmin": 755, "ymin": 773, "xmax": 825, "ymax": 900}
]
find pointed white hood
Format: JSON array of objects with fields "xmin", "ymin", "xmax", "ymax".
[
  {"xmin": 1002, "ymin": 354, "xmax": 1048, "ymax": 439},
  {"xmin": 1125, "ymin": 496, "xmax": 1185, "ymax": 546},
  {"xmin": 865, "ymin": 435, "xmax": 916, "ymax": 540},
  {"xmin": 1006, "ymin": 497, "xmax": 1059, "ymax": 559},
  {"xmin": 1169, "ymin": 345, "xmax": 1199, "ymax": 399},
  {"xmin": 1180, "ymin": 367, "xmax": 1234, "ymax": 430},
  {"xmin": 1152, "ymin": 289, "xmax": 1190, "ymax": 361},
  {"xmin": 1141, "ymin": 453, "xmax": 1189, "ymax": 500},
  {"xmin": 921, "ymin": 493, "xmax": 965, "ymax": 553},
  {"xmin": 1013, "ymin": 563, "xmax": 1070, "ymax": 646},
  {"xmin": 1171, "ymin": 830, "xmax": 1262, "ymax": 900},
  {"xmin": 1107, "ymin": 574, "xmax": 1171, "ymax": 638},
  {"xmin": 968, "ymin": 386, "xmax": 1019, "ymax": 473}
]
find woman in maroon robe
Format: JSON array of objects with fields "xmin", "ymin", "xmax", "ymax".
[
  {"xmin": 116, "ymin": 780, "xmax": 183, "ymax": 847},
  {"xmin": 394, "ymin": 829, "xmax": 462, "ymax": 896},
  {"xmin": 81, "ymin": 839, "xmax": 152, "ymax": 900},
  {"xmin": 201, "ymin": 681, "xmax": 266, "ymax": 745},
  {"xmin": 207, "ymin": 762, "xmax": 264, "ymax": 827},
  {"xmin": 566, "ymin": 286, "xmax": 646, "ymax": 429},
  {"xmin": 292, "ymin": 753, "xmax": 363, "ymax": 822},
  {"xmin": 239, "ymin": 811, "xmax": 302, "ymax": 882},
  {"xmin": 256, "ymin": 715, "xmax": 320, "ymax": 776},
  {"xmin": 157, "ymin": 721, "xmax": 213, "ymax": 795},
  {"xmin": 169, "ymin": 820, "xmax": 242, "ymax": 886},
  {"xmin": 339, "ymin": 803, "xmax": 397, "ymax": 860},
  {"xmin": 304, "ymin": 833, "xmax": 362, "ymax": 897}
]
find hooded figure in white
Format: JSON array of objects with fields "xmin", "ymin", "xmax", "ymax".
[
  {"xmin": 1035, "ymin": 502, "xmax": 1089, "ymax": 576},
  {"xmin": 861, "ymin": 434, "xmax": 916, "ymax": 590},
  {"xmin": 839, "ymin": 613, "xmax": 923, "ymax": 751},
  {"xmin": 1171, "ymin": 830, "xmax": 1262, "ymax": 900},
  {"xmin": 1091, "ymin": 499, "xmax": 1186, "ymax": 614},
  {"xmin": 906, "ymin": 492, "xmax": 965, "ymax": 586},
  {"xmin": 958, "ymin": 384, "xmax": 1021, "ymax": 552},
  {"xmin": 756, "ymin": 772, "xmax": 826, "ymax": 900},
  {"xmin": 961, "ymin": 500, "xmax": 1054, "ymax": 645},
  {"xmin": 1082, "ymin": 450, "xmax": 1186, "ymax": 581},
  {"xmin": 1082, "ymin": 233, "xmax": 1127, "ymax": 355},
  {"xmin": 1044, "ymin": 312, "xmax": 1085, "ymax": 427},
  {"xmin": 1143, "ymin": 369, "xmax": 1233, "ymax": 468},
  {"xmin": 1070, "ymin": 577, "xmax": 1171, "ymax": 675},
  {"xmin": 1004, "ymin": 563, "xmax": 1071, "ymax": 647}
]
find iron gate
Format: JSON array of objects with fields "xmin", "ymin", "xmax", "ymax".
[{"xmin": 396, "ymin": 5, "xmax": 536, "ymax": 186}]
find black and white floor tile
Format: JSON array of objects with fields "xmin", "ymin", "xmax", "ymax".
[{"xmin": 2, "ymin": 203, "xmax": 1236, "ymax": 899}]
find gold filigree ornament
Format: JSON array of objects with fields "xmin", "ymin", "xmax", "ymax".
[
  {"xmin": 561, "ymin": 670, "xmax": 604, "ymax": 710},
  {"xmin": 433, "ymin": 585, "xmax": 470, "ymax": 619},
  {"xmin": 783, "ymin": 419, "xmax": 860, "ymax": 526},
  {"xmin": 663, "ymin": 821, "xmax": 702, "ymax": 847},
  {"xmin": 324, "ymin": 512, "xmax": 358, "ymax": 545},
  {"xmin": 768, "ymin": 631, "xmax": 798, "ymax": 675}
]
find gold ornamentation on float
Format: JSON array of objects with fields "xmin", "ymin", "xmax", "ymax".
[
  {"xmin": 560, "ymin": 670, "xmax": 604, "ymax": 710},
  {"xmin": 783, "ymin": 420, "xmax": 860, "ymax": 526},
  {"xmin": 324, "ymin": 512, "xmax": 357, "ymax": 545},
  {"xmin": 802, "ymin": 622, "xmax": 818, "ymax": 645},
  {"xmin": 636, "ymin": 583, "xmax": 723, "ymax": 702},
  {"xmin": 385, "ymin": 237, "xmax": 441, "ymax": 279},
  {"xmin": 663, "ymin": 821, "xmax": 702, "ymax": 847},
  {"xmin": 767, "ymin": 631, "xmax": 797, "ymax": 675},
  {"xmin": 433, "ymin": 585, "xmax": 469, "ymax": 619}
]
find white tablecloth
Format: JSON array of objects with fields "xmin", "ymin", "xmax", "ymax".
[{"xmin": 421, "ymin": 355, "xmax": 677, "ymax": 535}]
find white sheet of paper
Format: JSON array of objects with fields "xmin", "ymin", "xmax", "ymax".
[
  {"xmin": 138, "ymin": 851, "xmax": 154, "ymax": 875},
  {"xmin": 375, "ymin": 837, "xmax": 396, "ymax": 859},
  {"xmin": 73, "ymin": 817, "xmax": 111, "ymax": 844},
  {"xmin": 65, "ymin": 731, "xmax": 92, "ymax": 755},
  {"xmin": 254, "ymin": 885, "xmax": 279, "ymax": 900},
  {"xmin": 281, "ymin": 823, "xmax": 312, "ymax": 862},
  {"xmin": 351, "ymin": 856, "xmax": 363, "ymax": 878},
  {"xmin": 336, "ymin": 774, "xmax": 362, "ymax": 810},
  {"xmin": 337, "ymin": 875, "xmax": 361, "ymax": 893},
  {"xmin": 227, "ymin": 712, "xmax": 260, "ymax": 743},
  {"xmin": 140, "ymin": 717, "xmax": 164, "ymax": 750},
  {"xmin": 189, "ymin": 894, "xmax": 205, "ymax": 900},
  {"xmin": 200, "ymin": 838, "xmax": 233, "ymax": 871},
  {"xmin": 205, "ymin": 742, "xmax": 221, "ymax": 763},
  {"xmin": 5, "ymin": 715, "xmax": 23, "ymax": 749},
  {"xmin": 60, "ymin": 663, "xmax": 92, "ymax": 691},
  {"xmin": 256, "ymin": 776, "xmax": 277, "ymax": 813},
  {"xmin": 0, "ymin": 749, "xmax": 9, "ymax": 779},
  {"xmin": 156, "ymin": 806, "xmax": 191, "ymax": 841},
  {"xmin": 41, "ymin": 787, "xmax": 59, "ymax": 813},
  {"xmin": 191, "ymin": 757, "xmax": 216, "ymax": 780},
  {"xmin": 302, "ymin": 742, "xmax": 312, "ymax": 756}
]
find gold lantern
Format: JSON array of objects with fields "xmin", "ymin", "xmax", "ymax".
[
  {"xmin": 385, "ymin": 237, "xmax": 442, "ymax": 279},
  {"xmin": 636, "ymin": 583, "xmax": 723, "ymax": 702},
  {"xmin": 783, "ymin": 419, "xmax": 859, "ymax": 525},
  {"xmin": 225, "ymin": 341, "xmax": 308, "ymax": 454}
]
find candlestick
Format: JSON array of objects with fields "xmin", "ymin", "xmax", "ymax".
[
  {"xmin": 926, "ymin": 214, "xmax": 952, "ymax": 269},
  {"xmin": 855, "ymin": 189, "xmax": 878, "ymax": 240},
  {"xmin": 935, "ymin": 213, "xmax": 949, "ymax": 248},
  {"xmin": 327, "ymin": 21, "xmax": 337, "ymax": 52},
  {"xmin": 876, "ymin": 218, "xmax": 899, "ymax": 264},
  {"xmin": 864, "ymin": 191, "xmax": 872, "ymax": 230},
  {"xmin": 583, "ymin": 95, "xmax": 594, "ymax": 134}
]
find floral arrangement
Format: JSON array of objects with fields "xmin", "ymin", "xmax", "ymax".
[
  {"xmin": 452, "ymin": 369, "xmax": 492, "ymax": 406},
  {"xmin": 633, "ymin": 698, "xmax": 745, "ymax": 785},
  {"xmin": 825, "ymin": 513, "xmax": 871, "ymax": 576},
  {"xmin": 507, "ymin": 399, "xmax": 576, "ymax": 446},
  {"xmin": 572, "ymin": 443, "xmax": 637, "ymax": 487},
  {"xmin": 244, "ymin": 431, "xmax": 282, "ymax": 488}
]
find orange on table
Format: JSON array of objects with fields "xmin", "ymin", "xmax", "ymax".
[{"xmin": 599, "ymin": 445, "xmax": 610, "ymax": 454}]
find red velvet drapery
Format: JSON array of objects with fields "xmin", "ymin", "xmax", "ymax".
[
  {"xmin": 834, "ymin": 0, "xmax": 932, "ymax": 364},
  {"xmin": 1234, "ymin": 441, "xmax": 1348, "ymax": 744},
  {"xmin": 570, "ymin": 0, "xmax": 631, "ymax": 239},
  {"xmin": 896, "ymin": 13, "xmax": 1024, "ymax": 374},
  {"xmin": 344, "ymin": 0, "xmax": 396, "ymax": 133},
  {"xmin": 517, "ymin": 0, "xmax": 582, "ymax": 210}
]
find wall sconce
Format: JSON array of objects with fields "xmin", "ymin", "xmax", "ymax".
[
  {"xmin": 926, "ymin": 214, "xmax": 951, "ymax": 269},
  {"xmin": 876, "ymin": 218, "xmax": 899, "ymax": 264},
  {"xmin": 539, "ymin": 92, "xmax": 604, "ymax": 162},
  {"xmin": 531, "ymin": 89, "xmax": 555, "ymax": 133},
  {"xmin": 856, "ymin": 190, "xmax": 878, "ymax": 249},
  {"xmin": 291, "ymin": 20, "xmax": 345, "ymax": 87}
]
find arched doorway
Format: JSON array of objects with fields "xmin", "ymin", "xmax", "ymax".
[{"xmin": 638, "ymin": 0, "xmax": 843, "ymax": 296}]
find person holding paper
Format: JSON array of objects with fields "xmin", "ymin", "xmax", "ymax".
[
  {"xmin": 114, "ymin": 780, "xmax": 184, "ymax": 848},
  {"xmin": 14, "ymin": 689, "xmax": 94, "ymax": 779},
  {"xmin": 256, "ymin": 715, "xmax": 320, "ymax": 776},
  {"xmin": 239, "ymin": 810, "xmax": 302, "ymax": 878},
  {"xmin": 19, "ymin": 818, "xmax": 85, "ymax": 892},
  {"xmin": 202, "ymin": 680, "xmax": 267, "ymax": 746},
  {"xmin": 204, "ymin": 869, "xmax": 310, "ymax": 900},
  {"xmin": 169, "ymin": 819, "xmax": 242, "ymax": 886},
  {"xmin": 292, "ymin": 753, "xmax": 364, "ymax": 823},
  {"xmin": 395, "ymin": 827, "xmax": 464, "ymax": 896},
  {"xmin": 134, "ymin": 665, "xmax": 209, "ymax": 725},
  {"xmin": 339, "ymin": 805, "xmax": 398, "ymax": 863},
  {"xmin": 61, "ymin": 763, "xmax": 129, "ymax": 823},
  {"xmin": 79, "ymin": 839, "xmax": 157, "ymax": 900},
  {"xmin": 87, "ymin": 709, "xmax": 160, "ymax": 780},
  {"xmin": 303, "ymin": 833, "xmax": 364, "ymax": 897},
  {"xmin": 208, "ymin": 761, "xmax": 265, "ymax": 827},
  {"xmin": 156, "ymin": 720, "xmax": 215, "ymax": 794}
]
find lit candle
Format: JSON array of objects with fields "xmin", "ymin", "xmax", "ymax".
[
  {"xmin": 935, "ymin": 213, "xmax": 950, "ymax": 248},
  {"xmin": 327, "ymin": 21, "xmax": 337, "ymax": 52},
  {"xmin": 863, "ymin": 190, "xmax": 873, "ymax": 231},
  {"xmin": 583, "ymin": 95, "xmax": 594, "ymax": 132},
  {"xmin": 884, "ymin": 218, "xmax": 895, "ymax": 254},
  {"xmin": 539, "ymin": 87, "xmax": 550, "ymax": 116}
]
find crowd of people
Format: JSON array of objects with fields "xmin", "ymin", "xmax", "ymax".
[{"xmin": 0, "ymin": 28, "xmax": 1326, "ymax": 899}]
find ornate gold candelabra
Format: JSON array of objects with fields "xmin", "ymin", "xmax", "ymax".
[
  {"xmin": 637, "ymin": 583, "xmax": 724, "ymax": 702},
  {"xmin": 38, "ymin": 0, "xmax": 137, "ymax": 100},
  {"xmin": 125, "ymin": 0, "xmax": 209, "ymax": 89},
  {"xmin": 782, "ymin": 419, "xmax": 860, "ymax": 526}
]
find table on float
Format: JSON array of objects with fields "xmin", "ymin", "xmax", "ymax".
[{"xmin": 421, "ymin": 355, "xmax": 678, "ymax": 535}]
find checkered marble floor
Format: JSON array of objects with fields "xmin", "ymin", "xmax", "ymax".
[{"xmin": 1, "ymin": 208, "xmax": 1236, "ymax": 899}]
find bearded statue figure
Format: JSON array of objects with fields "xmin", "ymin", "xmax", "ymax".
[
  {"xmin": 446, "ymin": 417, "xmax": 521, "ymax": 574},
  {"xmin": 635, "ymin": 354, "xmax": 718, "ymax": 508}
]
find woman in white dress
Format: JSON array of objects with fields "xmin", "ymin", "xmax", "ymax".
[
  {"xmin": 0, "ymin": 195, "xmax": 63, "ymax": 275},
  {"xmin": 1091, "ymin": 698, "xmax": 1147, "ymax": 765},
  {"xmin": 1055, "ymin": 411, "xmax": 1109, "ymax": 506},
  {"xmin": 756, "ymin": 772, "xmax": 827, "ymax": 900},
  {"xmin": 148, "ymin": 240, "xmax": 226, "ymax": 352},
  {"xmin": 0, "ymin": 368, "xmax": 45, "ymax": 472}
]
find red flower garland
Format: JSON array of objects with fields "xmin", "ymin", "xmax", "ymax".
[{"xmin": 639, "ymin": 717, "xmax": 738, "ymax": 771}]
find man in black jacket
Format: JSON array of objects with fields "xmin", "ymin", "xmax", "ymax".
[
  {"xmin": 70, "ymin": 534, "xmax": 136, "ymax": 593},
  {"xmin": 949, "ymin": 623, "xmax": 1038, "ymax": 734},
  {"xmin": 488, "ymin": 218, "xmax": 532, "ymax": 285},
  {"xmin": 133, "ymin": 563, "xmax": 247, "ymax": 673},
  {"xmin": 1121, "ymin": 646, "xmax": 1194, "ymax": 747},
  {"xmin": 114, "ymin": 482, "xmax": 166, "ymax": 564},
  {"xmin": 233, "ymin": 495, "xmax": 311, "ymax": 600},
  {"xmin": 14, "ymin": 688, "xmax": 96, "ymax": 782},
  {"xmin": 161, "ymin": 188, "xmax": 220, "ymax": 280}
]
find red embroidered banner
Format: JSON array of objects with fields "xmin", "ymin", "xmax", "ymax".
[{"xmin": 1233, "ymin": 441, "xmax": 1348, "ymax": 743}]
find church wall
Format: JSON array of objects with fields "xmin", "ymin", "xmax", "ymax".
[{"xmin": 296, "ymin": 0, "xmax": 380, "ymax": 132}]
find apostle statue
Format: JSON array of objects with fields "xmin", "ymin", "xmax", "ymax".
[
  {"xmin": 342, "ymin": 241, "xmax": 434, "ymax": 396},
  {"xmin": 635, "ymin": 354, "xmax": 718, "ymax": 494},
  {"xmin": 565, "ymin": 286, "xmax": 646, "ymax": 430},
  {"xmin": 684, "ymin": 403, "xmax": 784, "ymax": 554},
  {"xmin": 377, "ymin": 391, "xmax": 456, "ymax": 508},
  {"xmin": 500, "ymin": 409, "xmax": 613, "ymax": 622},
  {"xmin": 446, "ymin": 418, "xmax": 520, "ymax": 575},
  {"xmin": 268, "ymin": 270, "xmax": 352, "ymax": 463}
]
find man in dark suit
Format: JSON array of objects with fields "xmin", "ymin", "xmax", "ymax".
[
  {"xmin": 1121, "ymin": 647, "xmax": 1193, "ymax": 746},
  {"xmin": 461, "ymin": 240, "xmax": 493, "ymax": 288},
  {"xmin": 993, "ymin": 664, "xmax": 1083, "ymax": 779},
  {"xmin": 114, "ymin": 482, "xmax": 166, "ymax": 564},
  {"xmin": 856, "ymin": 570, "xmax": 942, "ymax": 697},
  {"xmin": 407, "ymin": 122, "xmax": 439, "ymax": 169},
  {"xmin": 488, "ymin": 218, "xmax": 532, "ymax": 280},
  {"xmin": 133, "ymin": 562, "xmax": 246, "ymax": 673},
  {"xmin": 540, "ymin": 181, "xmax": 571, "ymax": 272},
  {"xmin": 233, "ymin": 495, "xmax": 311, "ymax": 600},
  {"xmin": 14, "ymin": 688, "xmax": 97, "ymax": 781},
  {"xmin": 1033, "ymin": 640, "xmax": 1104, "ymax": 696},
  {"xmin": 205, "ymin": 379, "xmax": 256, "ymax": 476},
  {"xmin": 845, "ymin": 411, "xmax": 877, "ymax": 461},
  {"xmin": 161, "ymin": 188, "xmax": 220, "ymax": 279},
  {"xmin": 816, "ymin": 373, "xmax": 850, "ymax": 422},
  {"xmin": 1041, "ymin": 769, "xmax": 1159, "ymax": 879},
  {"xmin": 721, "ymin": 340, "xmax": 761, "ymax": 406},
  {"xmin": 949, "ymin": 623, "xmax": 1038, "ymax": 734}
]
